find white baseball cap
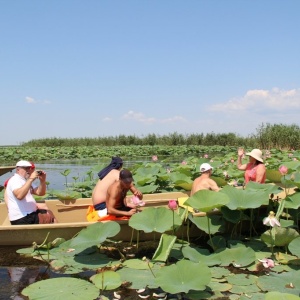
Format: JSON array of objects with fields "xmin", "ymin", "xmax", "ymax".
[
  {"xmin": 200, "ymin": 163, "xmax": 213, "ymax": 173},
  {"xmin": 16, "ymin": 160, "xmax": 32, "ymax": 167}
]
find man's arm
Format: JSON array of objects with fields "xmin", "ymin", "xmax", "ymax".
[
  {"xmin": 130, "ymin": 184, "xmax": 143, "ymax": 199},
  {"xmin": 209, "ymin": 179, "xmax": 220, "ymax": 192},
  {"xmin": 13, "ymin": 178, "xmax": 35, "ymax": 200},
  {"xmin": 107, "ymin": 185, "xmax": 136, "ymax": 217}
]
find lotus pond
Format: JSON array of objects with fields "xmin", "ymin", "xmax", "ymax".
[{"xmin": 1, "ymin": 148, "xmax": 300, "ymax": 299}]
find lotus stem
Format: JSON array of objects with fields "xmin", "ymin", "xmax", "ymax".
[{"xmin": 207, "ymin": 216, "xmax": 215, "ymax": 251}]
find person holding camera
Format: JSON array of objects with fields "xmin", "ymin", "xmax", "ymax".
[{"xmin": 5, "ymin": 160, "xmax": 55, "ymax": 225}]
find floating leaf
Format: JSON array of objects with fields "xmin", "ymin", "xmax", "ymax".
[
  {"xmin": 155, "ymin": 260, "xmax": 211, "ymax": 294},
  {"xmin": 22, "ymin": 278, "xmax": 99, "ymax": 300}
]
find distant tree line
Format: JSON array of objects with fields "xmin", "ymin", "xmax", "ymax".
[{"xmin": 21, "ymin": 123, "xmax": 300, "ymax": 150}]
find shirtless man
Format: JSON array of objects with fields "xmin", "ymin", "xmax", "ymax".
[
  {"xmin": 92, "ymin": 157, "xmax": 142, "ymax": 214},
  {"xmin": 106, "ymin": 169, "xmax": 142, "ymax": 217},
  {"xmin": 191, "ymin": 163, "xmax": 220, "ymax": 195}
]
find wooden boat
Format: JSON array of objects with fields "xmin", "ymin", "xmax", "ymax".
[
  {"xmin": 0, "ymin": 191, "xmax": 206, "ymax": 246},
  {"xmin": 0, "ymin": 166, "xmax": 15, "ymax": 177}
]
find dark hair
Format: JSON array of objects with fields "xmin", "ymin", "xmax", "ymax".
[{"xmin": 120, "ymin": 169, "xmax": 133, "ymax": 183}]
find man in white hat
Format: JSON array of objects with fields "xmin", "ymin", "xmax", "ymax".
[
  {"xmin": 191, "ymin": 163, "xmax": 220, "ymax": 195},
  {"xmin": 5, "ymin": 160, "xmax": 54, "ymax": 225}
]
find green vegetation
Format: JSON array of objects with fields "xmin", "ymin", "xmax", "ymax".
[{"xmin": 18, "ymin": 123, "xmax": 300, "ymax": 150}]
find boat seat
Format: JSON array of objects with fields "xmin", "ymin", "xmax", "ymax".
[{"xmin": 0, "ymin": 202, "xmax": 11, "ymax": 226}]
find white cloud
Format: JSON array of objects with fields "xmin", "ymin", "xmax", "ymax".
[
  {"xmin": 208, "ymin": 88, "xmax": 300, "ymax": 112},
  {"xmin": 25, "ymin": 97, "xmax": 51, "ymax": 104},
  {"xmin": 121, "ymin": 111, "xmax": 156, "ymax": 124},
  {"xmin": 102, "ymin": 117, "xmax": 112, "ymax": 122},
  {"xmin": 121, "ymin": 111, "xmax": 186, "ymax": 124},
  {"xmin": 25, "ymin": 96, "xmax": 37, "ymax": 104}
]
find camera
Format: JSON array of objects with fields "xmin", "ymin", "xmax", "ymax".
[{"xmin": 37, "ymin": 171, "xmax": 43, "ymax": 175}]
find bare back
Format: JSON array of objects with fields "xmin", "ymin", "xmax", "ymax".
[
  {"xmin": 92, "ymin": 169, "xmax": 120, "ymax": 205},
  {"xmin": 191, "ymin": 174, "xmax": 220, "ymax": 195}
]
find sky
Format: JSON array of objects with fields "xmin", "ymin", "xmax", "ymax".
[{"xmin": 1, "ymin": 0, "xmax": 300, "ymax": 146}]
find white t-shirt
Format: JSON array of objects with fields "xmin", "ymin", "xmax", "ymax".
[{"xmin": 6, "ymin": 174, "xmax": 37, "ymax": 221}]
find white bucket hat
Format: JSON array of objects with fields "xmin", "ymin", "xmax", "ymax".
[
  {"xmin": 200, "ymin": 163, "xmax": 213, "ymax": 173},
  {"xmin": 246, "ymin": 149, "xmax": 263, "ymax": 162}
]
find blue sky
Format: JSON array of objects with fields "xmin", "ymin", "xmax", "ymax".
[{"xmin": 1, "ymin": 1, "xmax": 299, "ymax": 146}]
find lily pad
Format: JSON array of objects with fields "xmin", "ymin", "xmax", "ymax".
[
  {"xmin": 261, "ymin": 227, "xmax": 299, "ymax": 247},
  {"xmin": 90, "ymin": 271, "xmax": 122, "ymax": 290},
  {"xmin": 155, "ymin": 260, "xmax": 211, "ymax": 294},
  {"xmin": 22, "ymin": 278, "xmax": 99, "ymax": 300},
  {"xmin": 129, "ymin": 207, "xmax": 182, "ymax": 233},
  {"xmin": 288, "ymin": 236, "xmax": 300, "ymax": 257},
  {"xmin": 184, "ymin": 190, "xmax": 230, "ymax": 212}
]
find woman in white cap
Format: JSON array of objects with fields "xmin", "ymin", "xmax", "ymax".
[{"xmin": 237, "ymin": 148, "xmax": 266, "ymax": 184}]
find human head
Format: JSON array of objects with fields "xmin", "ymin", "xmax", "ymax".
[
  {"xmin": 120, "ymin": 169, "xmax": 133, "ymax": 184},
  {"xmin": 15, "ymin": 160, "xmax": 32, "ymax": 178},
  {"xmin": 245, "ymin": 149, "xmax": 263, "ymax": 163},
  {"xmin": 200, "ymin": 163, "xmax": 213, "ymax": 173}
]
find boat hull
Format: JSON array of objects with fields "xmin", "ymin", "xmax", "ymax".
[{"xmin": 0, "ymin": 192, "xmax": 202, "ymax": 246}]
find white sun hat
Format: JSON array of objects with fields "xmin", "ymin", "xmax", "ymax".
[
  {"xmin": 200, "ymin": 163, "xmax": 213, "ymax": 173},
  {"xmin": 16, "ymin": 160, "xmax": 32, "ymax": 167},
  {"xmin": 245, "ymin": 149, "xmax": 263, "ymax": 162}
]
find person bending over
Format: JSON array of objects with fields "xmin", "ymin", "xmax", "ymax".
[
  {"xmin": 92, "ymin": 157, "xmax": 142, "ymax": 214},
  {"xmin": 106, "ymin": 169, "xmax": 141, "ymax": 217}
]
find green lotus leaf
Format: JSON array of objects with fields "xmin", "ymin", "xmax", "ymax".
[
  {"xmin": 155, "ymin": 260, "xmax": 211, "ymax": 294},
  {"xmin": 188, "ymin": 214, "xmax": 225, "ymax": 235},
  {"xmin": 90, "ymin": 271, "xmax": 122, "ymax": 290},
  {"xmin": 216, "ymin": 246, "xmax": 256, "ymax": 267},
  {"xmin": 22, "ymin": 278, "xmax": 99, "ymax": 300},
  {"xmin": 51, "ymin": 190, "xmax": 82, "ymax": 200},
  {"xmin": 117, "ymin": 266, "xmax": 159, "ymax": 289},
  {"xmin": 211, "ymin": 175, "xmax": 227, "ymax": 187},
  {"xmin": 264, "ymin": 291, "xmax": 300, "ymax": 300},
  {"xmin": 122, "ymin": 258, "xmax": 152, "ymax": 270},
  {"xmin": 227, "ymin": 273, "xmax": 257, "ymax": 285},
  {"xmin": 257, "ymin": 270, "xmax": 300, "ymax": 295},
  {"xmin": 182, "ymin": 245, "xmax": 221, "ymax": 266},
  {"xmin": 221, "ymin": 185, "xmax": 269, "ymax": 210},
  {"xmin": 285, "ymin": 193, "xmax": 300, "ymax": 209},
  {"xmin": 266, "ymin": 169, "xmax": 283, "ymax": 183},
  {"xmin": 129, "ymin": 207, "xmax": 182, "ymax": 233},
  {"xmin": 184, "ymin": 190, "xmax": 230, "ymax": 212},
  {"xmin": 50, "ymin": 252, "xmax": 115, "ymax": 273},
  {"xmin": 288, "ymin": 236, "xmax": 300, "ymax": 257},
  {"xmin": 152, "ymin": 233, "xmax": 177, "ymax": 262},
  {"xmin": 260, "ymin": 227, "xmax": 299, "ymax": 247},
  {"xmin": 69, "ymin": 222, "xmax": 121, "ymax": 252}
]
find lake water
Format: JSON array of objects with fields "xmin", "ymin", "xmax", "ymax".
[{"xmin": 0, "ymin": 156, "xmax": 182, "ymax": 191}]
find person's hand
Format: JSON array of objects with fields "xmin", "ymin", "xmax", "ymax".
[
  {"xmin": 127, "ymin": 208, "xmax": 137, "ymax": 216},
  {"xmin": 238, "ymin": 148, "xmax": 244, "ymax": 157},
  {"xmin": 134, "ymin": 189, "xmax": 143, "ymax": 199},
  {"xmin": 35, "ymin": 170, "xmax": 47, "ymax": 182}
]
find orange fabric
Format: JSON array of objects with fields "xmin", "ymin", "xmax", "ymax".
[{"xmin": 86, "ymin": 205, "xmax": 130, "ymax": 222}]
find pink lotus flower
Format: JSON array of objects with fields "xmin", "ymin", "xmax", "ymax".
[
  {"xmin": 279, "ymin": 165, "xmax": 288, "ymax": 175},
  {"xmin": 258, "ymin": 258, "xmax": 275, "ymax": 269},
  {"xmin": 204, "ymin": 154, "xmax": 209, "ymax": 158},
  {"xmin": 230, "ymin": 159, "xmax": 235, "ymax": 163},
  {"xmin": 131, "ymin": 196, "xmax": 145, "ymax": 207},
  {"xmin": 181, "ymin": 161, "xmax": 187, "ymax": 165},
  {"xmin": 168, "ymin": 200, "xmax": 178, "ymax": 210},
  {"xmin": 263, "ymin": 211, "xmax": 281, "ymax": 227},
  {"xmin": 152, "ymin": 155, "xmax": 158, "ymax": 162}
]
